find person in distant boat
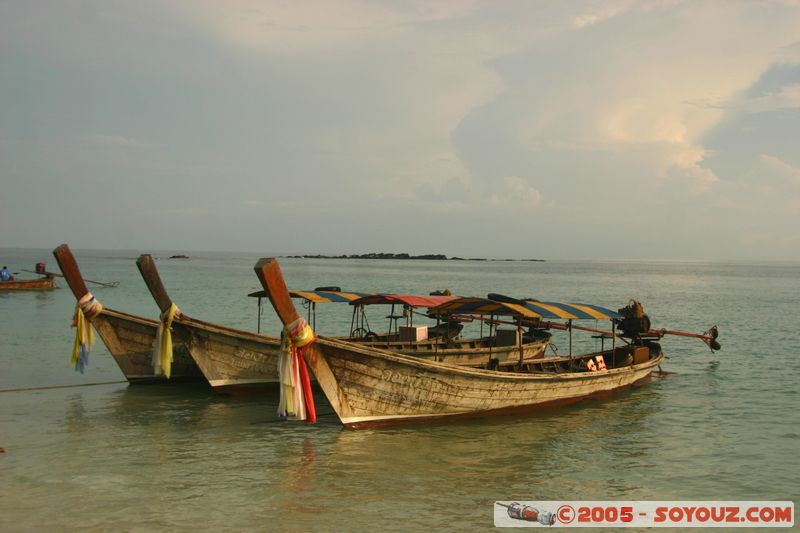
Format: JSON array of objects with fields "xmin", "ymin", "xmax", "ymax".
[{"xmin": 0, "ymin": 266, "xmax": 12, "ymax": 282}]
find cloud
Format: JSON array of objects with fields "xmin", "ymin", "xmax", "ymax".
[
  {"xmin": 700, "ymin": 63, "xmax": 800, "ymax": 187},
  {"xmin": 663, "ymin": 146, "xmax": 720, "ymax": 192},
  {"xmin": 175, "ymin": 0, "xmax": 481, "ymax": 55},
  {"xmin": 738, "ymin": 84, "xmax": 800, "ymax": 114},
  {"xmin": 416, "ymin": 176, "xmax": 472, "ymax": 205},
  {"xmin": 456, "ymin": 1, "xmax": 800, "ymax": 205},
  {"xmin": 572, "ymin": 2, "xmax": 632, "ymax": 28},
  {"xmin": 87, "ymin": 135, "xmax": 144, "ymax": 147},
  {"xmin": 601, "ymin": 99, "xmax": 689, "ymax": 144},
  {"xmin": 149, "ymin": 207, "xmax": 209, "ymax": 217},
  {"xmin": 487, "ymin": 176, "xmax": 542, "ymax": 208},
  {"xmin": 573, "ymin": 15, "xmax": 601, "ymax": 28},
  {"xmin": 761, "ymin": 154, "xmax": 800, "ymax": 184},
  {"xmin": 4, "ymin": 1, "xmax": 800, "ymax": 259}
]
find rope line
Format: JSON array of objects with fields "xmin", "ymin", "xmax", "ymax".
[{"xmin": 0, "ymin": 381, "xmax": 128, "ymax": 394}]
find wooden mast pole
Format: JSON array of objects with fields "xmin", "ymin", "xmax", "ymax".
[
  {"xmin": 136, "ymin": 254, "xmax": 176, "ymax": 315},
  {"xmin": 52, "ymin": 244, "xmax": 91, "ymax": 301}
]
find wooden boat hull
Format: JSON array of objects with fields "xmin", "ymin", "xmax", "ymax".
[
  {"xmin": 171, "ymin": 317, "xmax": 282, "ymax": 394},
  {"xmin": 0, "ymin": 277, "xmax": 56, "ymax": 291},
  {"xmin": 357, "ymin": 335, "xmax": 550, "ymax": 366},
  {"xmin": 181, "ymin": 329, "xmax": 550, "ymax": 394},
  {"xmin": 51, "ymin": 244, "xmax": 204, "ymax": 384},
  {"xmin": 91, "ymin": 309, "xmax": 204, "ymax": 384},
  {"xmin": 303, "ymin": 337, "xmax": 664, "ymax": 428}
]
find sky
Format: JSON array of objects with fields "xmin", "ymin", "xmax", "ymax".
[{"xmin": 1, "ymin": 0, "xmax": 799, "ymax": 260}]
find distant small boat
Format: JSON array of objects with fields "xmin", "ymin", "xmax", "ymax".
[
  {"xmin": 52, "ymin": 244, "xmax": 204, "ymax": 384},
  {"xmin": 0, "ymin": 276, "xmax": 56, "ymax": 291},
  {"xmin": 254, "ymin": 257, "xmax": 667, "ymax": 429}
]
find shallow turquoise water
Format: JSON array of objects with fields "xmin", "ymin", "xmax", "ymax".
[{"xmin": 1, "ymin": 249, "xmax": 797, "ymax": 531}]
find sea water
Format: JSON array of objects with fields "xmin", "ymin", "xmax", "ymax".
[{"xmin": 0, "ymin": 248, "xmax": 797, "ymax": 531}]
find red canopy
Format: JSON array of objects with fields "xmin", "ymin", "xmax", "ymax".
[{"xmin": 349, "ymin": 294, "xmax": 458, "ymax": 308}]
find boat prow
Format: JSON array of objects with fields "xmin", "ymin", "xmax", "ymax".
[
  {"xmin": 52, "ymin": 244, "xmax": 203, "ymax": 384},
  {"xmin": 136, "ymin": 254, "xmax": 283, "ymax": 394}
]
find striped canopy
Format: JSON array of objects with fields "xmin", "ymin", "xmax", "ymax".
[
  {"xmin": 248, "ymin": 289, "xmax": 374, "ymax": 303},
  {"xmin": 290, "ymin": 289, "xmax": 375, "ymax": 303},
  {"xmin": 349, "ymin": 294, "xmax": 458, "ymax": 308},
  {"xmin": 523, "ymin": 300, "xmax": 621, "ymax": 320},
  {"xmin": 428, "ymin": 296, "xmax": 621, "ymax": 320}
]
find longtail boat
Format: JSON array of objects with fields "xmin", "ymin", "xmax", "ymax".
[
  {"xmin": 0, "ymin": 277, "xmax": 56, "ymax": 291},
  {"xmin": 253, "ymin": 257, "xmax": 669, "ymax": 429},
  {"xmin": 249, "ymin": 290, "xmax": 552, "ymax": 366},
  {"xmin": 136, "ymin": 254, "xmax": 283, "ymax": 394},
  {"xmin": 52, "ymin": 244, "xmax": 204, "ymax": 383},
  {"xmin": 137, "ymin": 257, "xmax": 546, "ymax": 394}
]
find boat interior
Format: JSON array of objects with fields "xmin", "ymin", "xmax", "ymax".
[{"xmin": 489, "ymin": 341, "xmax": 662, "ymax": 374}]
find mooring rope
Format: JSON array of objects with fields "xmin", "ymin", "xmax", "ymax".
[{"xmin": 0, "ymin": 381, "xmax": 127, "ymax": 394}]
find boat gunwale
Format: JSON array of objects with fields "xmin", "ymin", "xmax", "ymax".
[
  {"xmin": 315, "ymin": 334, "xmax": 664, "ymax": 381},
  {"xmin": 98, "ymin": 307, "xmax": 279, "ymax": 345},
  {"xmin": 353, "ymin": 331, "xmax": 551, "ymax": 347},
  {"xmin": 176, "ymin": 315, "xmax": 281, "ymax": 343},
  {"xmin": 97, "ymin": 307, "xmax": 158, "ymax": 327}
]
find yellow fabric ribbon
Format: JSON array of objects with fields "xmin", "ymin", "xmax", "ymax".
[
  {"xmin": 70, "ymin": 293, "xmax": 103, "ymax": 373},
  {"xmin": 153, "ymin": 303, "xmax": 180, "ymax": 379}
]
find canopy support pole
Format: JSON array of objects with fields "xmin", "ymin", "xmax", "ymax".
[
  {"xmin": 489, "ymin": 314, "xmax": 495, "ymax": 361},
  {"xmin": 257, "ymin": 296, "xmax": 262, "ymax": 334},
  {"xmin": 569, "ymin": 319, "xmax": 573, "ymax": 368},
  {"xmin": 612, "ymin": 321, "xmax": 616, "ymax": 367},
  {"xmin": 435, "ymin": 317, "xmax": 440, "ymax": 358}
]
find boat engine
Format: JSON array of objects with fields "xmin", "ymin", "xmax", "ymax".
[{"xmin": 616, "ymin": 299, "xmax": 651, "ymax": 337}]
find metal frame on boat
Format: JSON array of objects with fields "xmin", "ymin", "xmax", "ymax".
[
  {"xmin": 249, "ymin": 289, "xmax": 552, "ymax": 367},
  {"xmin": 253, "ymin": 257, "xmax": 666, "ymax": 429},
  {"xmin": 346, "ymin": 293, "xmax": 553, "ymax": 365}
]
